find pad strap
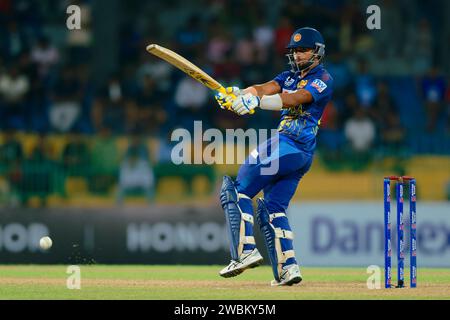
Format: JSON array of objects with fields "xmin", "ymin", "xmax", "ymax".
[
  {"xmin": 242, "ymin": 213, "xmax": 254, "ymax": 224},
  {"xmin": 270, "ymin": 212, "xmax": 286, "ymax": 220},
  {"xmin": 274, "ymin": 228, "xmax": 294, "ymax": 239},
  {"xmin": 244, "ymin": 236, "xmax": 255, "ymax": 245},
  {"xmin": 281, "ymin": 250, "xmax": 296, "ymax": 260},
  {"xmin": 238, "ymin": 193, "xmax": 251, "ymax": 200}
]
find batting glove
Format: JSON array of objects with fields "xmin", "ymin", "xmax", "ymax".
[
  {"xmin": 224, "ymin": 86, "xmax": 242, "ymax": 96},
  {"xmin": 214, "ymin": 92, "xmax": 235, "ymax": 110},
  {"xmin": 232, "ymin": 93, "xmax": 260, "ymax": 115},
  {"xmin": 214, "ymin": 86, "xmax": 241, "ymax": 110}
]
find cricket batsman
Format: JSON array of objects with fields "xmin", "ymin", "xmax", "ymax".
[{"xmin": 215, "ymin": 27, "xmax": 333, "ymax": 286}]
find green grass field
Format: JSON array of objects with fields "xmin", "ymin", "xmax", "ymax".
[{"xmin": 0, "ymin": 265, "xmax": 449, "ymax": 300}]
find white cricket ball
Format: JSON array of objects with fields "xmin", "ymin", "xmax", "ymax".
[{"xmin": 39, "ymin": 236, "xmax": 53, "ymax": 250}]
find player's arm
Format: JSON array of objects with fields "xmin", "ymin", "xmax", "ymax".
[
  {"xmin": 231, "ymin": 86, "xmax": 320, "ymax": 115},
  {"xmin": 215, "ymin": 81, "xmax": 281, "ymax": 110},
  {"xmin": 242, "ymin": 80, "xmax": 281, "ymax": 97},
  {"xmin": 232, "ymin": 76, "xmax": 332, "ymax": 115},
  {"xmin": 240, "ymin": 89, "xmax": 313, "ymax": 113},
  {"xmin": 278, "ymin": 89, "xmax": 314, "ymax": 108}
]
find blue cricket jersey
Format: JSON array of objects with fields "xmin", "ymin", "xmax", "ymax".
[{"xmin": 273, "ymin": 64, "xmax": 334, "ymax": 153}]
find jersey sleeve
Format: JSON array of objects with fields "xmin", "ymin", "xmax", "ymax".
[
  {"xmin": 272, "ymin": 71, "xmax": 292, "ymax": 89},
  {"xmin": 303, "ymin": 73, "xmax": 333, "ymax": 103}
]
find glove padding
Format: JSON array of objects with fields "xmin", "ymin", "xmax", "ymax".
[
  {"xmin": 231, "ymin": 93, "xmax": 260, "ymax": 115},
  {"xmin": 214, "ymin": 86, "xmax": 241, "ymax": 110},
  {"xmin": 225, "ymin": 86, "xmax": 241, "ymax": 96},
  {"xmin": 215, "ymin": 92, "xmax": 234, "ymax": 110}
]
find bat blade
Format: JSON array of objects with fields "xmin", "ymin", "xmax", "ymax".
[
  {"xmin": 146, "ymin": 44, "xmax": 254, "ymax": 114},
  {"xmin": 146, "ymin": 44, "xmax": 224, "ymax": 92}
]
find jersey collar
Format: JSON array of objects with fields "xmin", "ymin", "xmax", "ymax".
[{"xmin": 294, "ymin": 64, "xmax": 323, "ymax": 79}]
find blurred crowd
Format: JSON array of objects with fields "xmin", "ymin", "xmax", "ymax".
[{"xmin": 0, "ymin": 0, "xmax": 449, "ymax": 204}]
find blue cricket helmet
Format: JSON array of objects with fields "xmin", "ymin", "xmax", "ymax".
[
  {"xmin": 285, "ymin": 27, "xmax": 325, "ymax": 72},
  {"xmin": 286, "ymin": 27, "xmax": 325, "ymax": 50}
]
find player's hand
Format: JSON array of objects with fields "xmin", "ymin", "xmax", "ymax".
[
  {"xmin": 224, "ymin": 86, "xmax": 241, "ymax": 96},
  {"xmin": 214, "ymin": 86, "xmax": 241, "ymax": 110},
  {"xmin": 214, "ymin": 92, "xmax": 235, "ymax": 110},
  {"xmin": 232, "ymin": 93, "xmax": 260, "ymax": 115}
]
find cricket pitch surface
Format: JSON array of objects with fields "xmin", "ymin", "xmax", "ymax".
[{"xmin": 0, "ymin": 265, "xmax": 449, "ymax": 300}]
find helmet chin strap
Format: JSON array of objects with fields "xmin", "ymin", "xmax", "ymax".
[
  {"xmin": 287, "ymin": 52, "xmax": 321, "ymax": 75},
  {"xmin": 297, "ymin": 57, "xmax": 315, "ymax": 73},
  {"xmin": 299, "ymin": 56, "xmax": 320, "ymax": 77}
]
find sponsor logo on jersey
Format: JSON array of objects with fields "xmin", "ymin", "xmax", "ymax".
[
  {"xmin": 284, "ymin": 77, "xmax": 295, "ymax": 87},
  {"xmin": 311, "ymin": 79, "xmax": 327, "ymax": 93}
]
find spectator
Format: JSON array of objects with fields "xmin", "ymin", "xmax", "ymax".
[
  {"xmin": 174, "ymin": 75, "xmax": 209, "ymax": 129},
  {"xmin": 354, "ymin": 59, "xmax": 377, "ymax": 109},
  {"xmin": 155, "ymin": 130, "xmax": 177, "ymax": 164},
  {"xmin": 17, "ymin": 50, "xmax": 38, "ymax": 88},
  {"xmin": 93, "ymin": 73, "xmax": 132, "ymax": 134},
  {"xmin": 318, "ymin": 101, "xmax": 346, "ymax": 169},
  {"xmin": 406, "ymin": 18, "xmax": 433, "ymax": 75},
  {"xmin": 206, "ymin": 23, "xmax": 232, "ymax": 64},
  {"xmin": 0, "ymin": 130, "xmax": 23, "ymax": 203},
  {"xmin": 0, "ymin": 65, "xmax": 29, "ymax": 130},
  {"xmin": 325, "ymin": 52, "xmax": 352, "ymax": 96},
  {"xmin": 73, "ymin": 63, "xmax": 95, "ymax": 134},
  {"xmin": 175, "ymin": 15, "xmax": 206, "ymax": 58},
  {"xmin": 321, "ymin": 100, "xmax": 340, "ymax": 131},
  {"xmin": 89, "ymin": 127, "xmax": 119, "ymax": 194},
  {"xmin": 136, "ymin": 48, "xmax": 173, "ymax": 94},
  {"xmin": 120, "ymin": 63, "xmax": 139, "ymax": 100},
  {"xmin": 345, "ymin": 108, "xmax": 376, "ymax": 152},
  {"xmin": 30, "ymin": 35, "xmax": 59, "ymax": 81},
  {"xmin": 253, "ymin": 16, "xmax": 274, "ymax": 54},
  {"xmin": 213, "ymin": 48, "xmax": 241, "ymax": 84},
  {"xmin": 135, "ymin": 74, "xmax": 167, "ymax": 136},
  {"xmin": 29, "ymin": 134, "xmax": 53, "ymax": 161},
  {"xmin": 253, "ymin": 16, "xmax": 274, "ymax": 78},
  {"xmin": 20, "ymin": 134, "xmax": 60, "ymax": 206},
  {"xmin": 2, "ymin": 20, "xmax": 29, "ymax": 62},
  {"xmin": 370, "ymin": 82, "xmax": 397, "ymax": 126},
  {"xmin": 234, "ymin": 31, "xmax": 259, "ymax": 85},
  {"xmin": 274, "ymin": 16, "xmax": 294, "ymax": 56},
  {"xmin": 420, "ymin": 66, "xmax": 447, "ymax": 132},
  {"xmin": 0, "ymin": 65, "xmax": 30, "ymax": 103},
  {"xmin": 344, "ymin": 107, "xmax": 376, "ymax": 169},
  {"xmin": 117, "ymin": 137, "xmax": 154, "ymax": 205},
  {"xmin": 19, "ymin": 49, "xmax": 50, "ymax": 133},
  {"xmin": 0, "ymin": 129, "xmax": 23, "ymax": 169},
  {"xmin": 49, "ymin": 65, "xmax": 83, "ymax": 133},
  {"xmin": 341, "ymin": 93, "xmax": 358, "ymax": 124},
  {"xmin": 380, "ymin": 113, "xmax": 406, "ymax": 153},
  {"xmin": 62, "ymin": 135, "xmax": 90, "ymax": 176}
]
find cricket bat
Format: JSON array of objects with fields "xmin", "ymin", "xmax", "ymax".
[{"xmin": 146, "ymin": 44, "xmax": 253, "ymax": 114}]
